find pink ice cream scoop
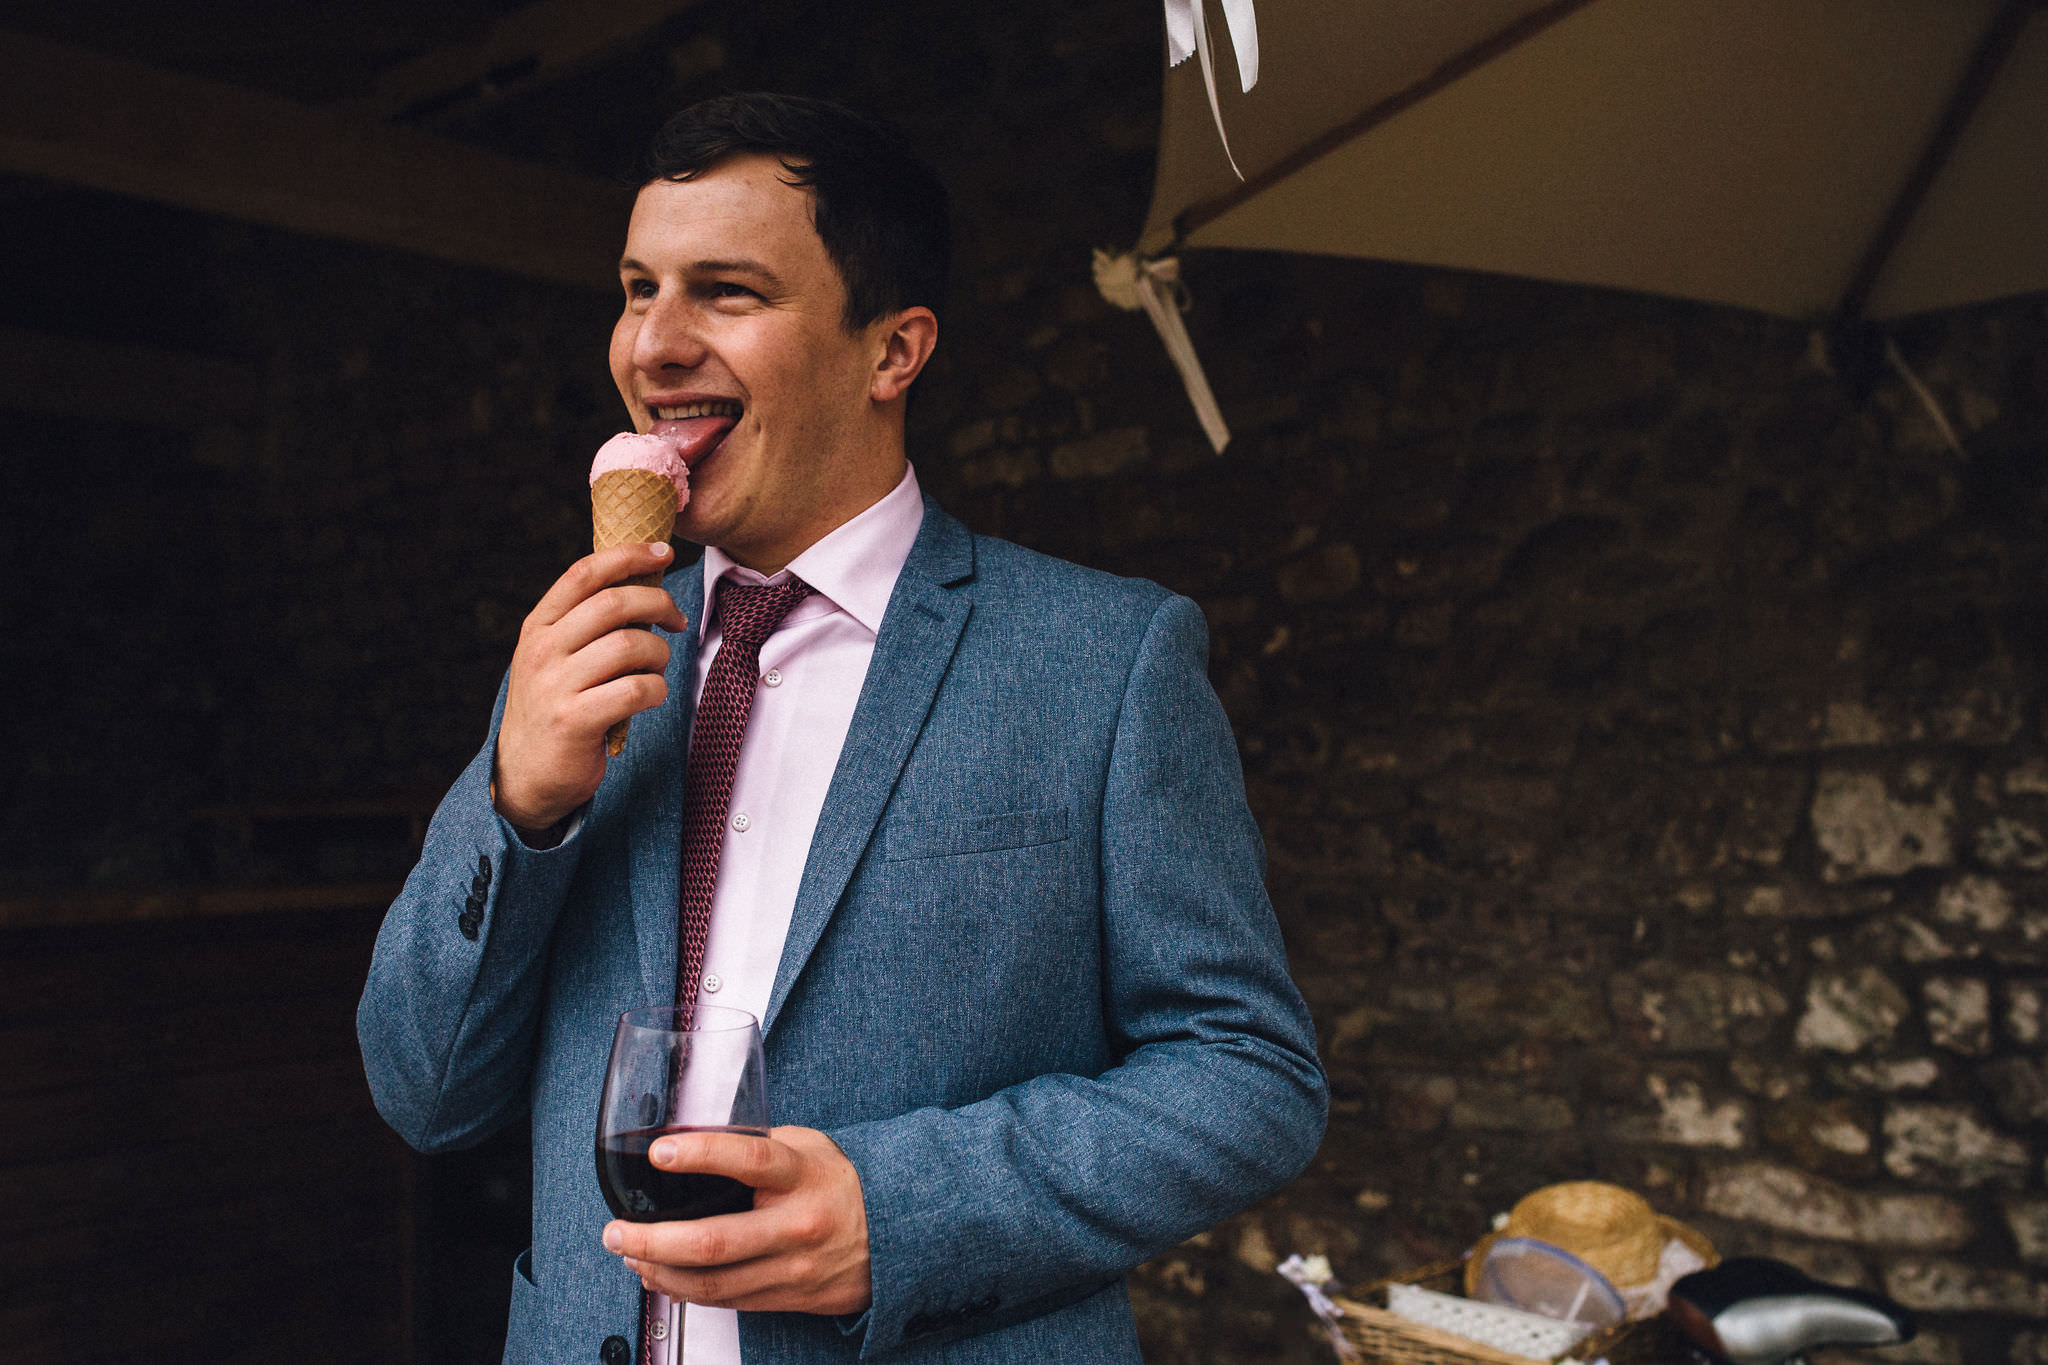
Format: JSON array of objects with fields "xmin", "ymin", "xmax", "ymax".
[{"xmin": 589, "ymin": 432, "xmax": 691, "ymax": 511}]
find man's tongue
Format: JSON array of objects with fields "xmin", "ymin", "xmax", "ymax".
[{"xmin": 651, "ymin": 414, "xmax": 738, "ymax": 465}]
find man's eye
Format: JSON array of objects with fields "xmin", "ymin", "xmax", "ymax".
[
  {"xmin": 625, "ymin": 279, "xmax": 657, "ymax": 300},
  {"xmin": 712, "ymin": 282, "xmax": 756, "ymax": 299}
]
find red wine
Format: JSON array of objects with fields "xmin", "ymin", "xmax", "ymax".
[{"xmin": 596, "ymin": 1126, "xmax": 762, "ymax": 1222}]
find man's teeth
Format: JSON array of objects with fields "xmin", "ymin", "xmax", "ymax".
[{"xmin": 654, "ymin": 402, "xmax": 741, "ymax": 420}]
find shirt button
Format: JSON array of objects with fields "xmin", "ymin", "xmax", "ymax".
[
  {"xmin": 731, "ymin": 812, "xmax": 751, "ymax": 832},
  {"xmin": 762, "ymin": 668, "xmax": 783, "ymax": 687},
  {"xmin": 702, "ymin": 973, "xmax": 723, "ymax": 993}
]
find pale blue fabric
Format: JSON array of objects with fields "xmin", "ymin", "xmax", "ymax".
[{"xmin": 358, "ymin": 498, "xmax": 1328, "ymax": 1363}]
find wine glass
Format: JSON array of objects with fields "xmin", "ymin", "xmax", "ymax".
[{"xmin": 595, "ymin": 1005, "xmax": 769, "ymax": 1223}]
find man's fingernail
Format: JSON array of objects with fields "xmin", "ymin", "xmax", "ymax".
[
  {"xmin": 652, "ymin": 542, "xmax": 671, "ymax": 557},
  {"xmin": 651, "ymin": 1141, "xmax": 674, "ymax": 1164},
  {"xmin": 604, "ymin": 1225, "xmax": 622, "ymax": 1252}
]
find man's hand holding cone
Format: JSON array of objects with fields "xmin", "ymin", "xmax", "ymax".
[{"xmin": 490, "ymin": 435, "xmax": 691, "ymax": 838}]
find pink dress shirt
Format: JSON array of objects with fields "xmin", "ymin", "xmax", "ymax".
[{"xmin": 651, "ymin": 463, "xmax": 925, "ymax": 1365}]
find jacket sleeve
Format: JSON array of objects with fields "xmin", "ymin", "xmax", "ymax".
[
  {"xmin": 827, "ymin": 593, "xmax": 1329, "ymax": 1357},
  {"xmin": 356, "ymin": 676, "xmax": 589, "ymax": 1153}
]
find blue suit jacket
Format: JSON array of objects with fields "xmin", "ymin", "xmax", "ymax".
[{"xmin": 358, "ymin": 499, "xmax": 1327, "ymax": 1362}]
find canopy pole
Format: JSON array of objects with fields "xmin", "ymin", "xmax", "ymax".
[{"xmin": 1836, "ymin": 0, "xmax": 2043, "ymax": 320}]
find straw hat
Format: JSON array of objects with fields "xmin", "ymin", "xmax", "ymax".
[{"xmin": 1464, "ymin": 1181, "xmax": 1717, "ymax": 1297}]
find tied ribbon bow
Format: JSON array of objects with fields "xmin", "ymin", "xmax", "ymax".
[
  {"xmin": 1091, "ymin": 249, "xmax": 1229, "ymax": 454},
  {"xmin": 1164, "ymin": 0, "xmax": 1260, "ymax": 179}
]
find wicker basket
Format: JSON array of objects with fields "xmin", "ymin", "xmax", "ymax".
[{"xmin": 1327, "ymin": 1259, "xmax": 1693, "ymax": 1365}]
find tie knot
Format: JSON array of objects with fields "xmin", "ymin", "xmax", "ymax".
[{"xmin": 711, "ymin": 576, "xmax": 814, "ymax": 649}]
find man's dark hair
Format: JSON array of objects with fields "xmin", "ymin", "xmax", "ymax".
[{"xmin": 640, "ymin": 93, "xmax": 951, "ymax": 333}]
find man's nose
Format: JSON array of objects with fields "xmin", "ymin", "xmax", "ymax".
[{"xmin": 633, "ymin": 293, "xmax": 708, "ymax": 371}]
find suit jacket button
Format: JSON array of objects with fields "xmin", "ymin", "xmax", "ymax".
[
  {"xmin": 476, "ymin": 854, "xmax": 492, "ymax": 883},
  {"xmin": 600, "ymin": 1335, "xmax": 630, "ymax": 1365},
  {"xmin": 458, "ymin": 911, "xmax": 481, "ymax": 941}
]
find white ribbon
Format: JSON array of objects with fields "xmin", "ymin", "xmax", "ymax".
[
  {"xmin": 1093, "ymin": 248, "xmax": 1231, "ymax": 454},
  {"xmin": 1165, "ymin": 0, "xmax": 1259, "ymax": 179},
  {"xmin": 1277, "ymin": 1253, "xmax": 1360, "ymax": 1361},
  {"xmin": 1884, "ymin": 335, "xmax": 1967, "ymax": 458}
]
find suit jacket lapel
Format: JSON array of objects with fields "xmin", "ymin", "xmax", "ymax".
[
  {"xmin": 762, "ymin": 500, "xmax": 975, "ymax": 1035},
  {"xmin": 627, "ymin": 557, "xmax": 704, "ymax": 1006}
]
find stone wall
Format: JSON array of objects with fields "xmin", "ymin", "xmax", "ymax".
[
  {"xmin": 968, "ymin": 252, "xmax": 2048, "ymax": 1364},
  {"xmin": 4, "ymin": 2, "xmax": 2047, "ymax": 1362}
]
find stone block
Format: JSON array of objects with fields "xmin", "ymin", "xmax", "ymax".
[
  {"xmin": 1701, "ymin": 1161, "xmax": 1971, "ymax": 1248},
  {"xmin": 2006, "ymin": 759, "xmax": 2048, "ymax": 796},
  {"xmin": 976, "ymin": 360, "xmax": 1042, "ymax": 412},
  {"xmin": 1393, "ymin": 601, "xmax": 1455, "ymax": 647},
  {"xmin": 1612, "ymin": 969, "xmax": 1789, "ymax": 1052},
  {"xmin": 1977, "ymin": 817, "xmax": 2048, "ymax": 872},
  {"xmin": 1924, "ymin": 977, "xmax": 1993, "ymax": 1055},
  {"xmin": 1456, "ymin": 975, "xmax": 1610, "ymax": 1044},
  {"xmin": 1419, "ymin": 773, "xmax": 1559, "ymax": 822},
  {"xmin": 1935, "ymin": 875, "xmax": 2014, "ymax": 933},
  {"xmin": 2005, "ymin": 981, "xmax": 2048, "ymax": 1046},
  {"xmin": 1796, "ymin": 966, "xmax": 1911, "ymax": 1053},
  {"xmin": 2006, "ymin": 1199, "xmax": 2048, "ymax": 1265},
  {"xmin": 1447, "ymin": 1080, "xmax": 1574, "ymax": 1132},
  {"xmin": 1369, "ymin": 538, "xmax": 1501, "ymax": 598},
  {"xmin": 1928, "ymin": 680, "xmax": 2026, "ymax": 746},
  {"xmin": 1335, "ymin": 723, "xmax": 1473, "ymax": 777},
  {"xmin": 1828, "ymin": 1057, "xmax": 1943, "ymax": 1093},
  {"xmin": 1736, "ymin": 884, "xmax": 1836, "ymax": 918},
  {"xmin": 1643, "ymin": 1074, "xmax": 1749, "ymax": 1148},
  {"xmin": 1892, "ymin": 914, "xmax": 1979, "ymax": 963},
  {"xmin": 1764, "ymin": 1096, "xmax": 1876, "ymax": 1175},
  {"xmin": 2014, "ymin": 1330, "xmax": 2048, "ymax": 1365},
  {"xmin": 1883, "ymin": 1103, "xmax": 2030, "ymax": 1188},
  {"xmin": 1275, "ymin": 543, "xmax": 1361, "ymax": 604},
  {"xmin": 957, "ymin": 447, "xmax": 1043, "ymax": 489},
  {"xmin": 1884, "ymin": 1257, "xmax": 2048, "ymax": 1314},
  {"xmin": 1979, "ymin": 1058, "xmax": 2048, "ymax": 1126},
  {"xmin": 1381, "ymin": 1073, "xmax": 1457, "ymax": 1132},
  {"xmin": 1811, "ymin": 769, "xmax": 1955, "ymax": 882},
  {"xmin": 1047, "ymin": 426, "xmax": 1146, "ymax": 479},
  {"xmin": 1653, "ymin": 768, "xmax": 1809, "ymax": 876},
  {"xmin": 1041, "ymin": 335, "xmax": 1108, "ymax": 393},
  {"xmin": 1752, "ymin": 697, "xmax": 1906, "ymax": 755},
  {"xmin": 1732, "ymin": 1055, "xmax": 1809, "ymax": 1100}
]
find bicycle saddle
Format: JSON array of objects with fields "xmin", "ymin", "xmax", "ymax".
[{"xmin": 1666, "ymin": 1257, "xmax": 1915, "ymax": 1365}]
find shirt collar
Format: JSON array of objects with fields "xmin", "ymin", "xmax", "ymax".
[{"xmin": 698, "ymin": 462, "xmax": 925, "ymax": 638}]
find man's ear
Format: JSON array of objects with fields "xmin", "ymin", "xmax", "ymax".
[{"xmin": 870, "ymin": 307, "xmax": 938, "ymax": 404}]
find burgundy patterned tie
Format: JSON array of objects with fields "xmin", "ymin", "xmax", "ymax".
[
  {"xmin": 673, "ymin": 575, "xmax": 815, "ymax": 1017},
  {"xmin": 643, "ymin": 576, "xmax": 813, "ymax": 1365}
]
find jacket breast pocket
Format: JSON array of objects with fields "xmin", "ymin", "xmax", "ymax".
[{"xmin": 882, "ymin": 806, "xmax": 1071, "ymax": 861}]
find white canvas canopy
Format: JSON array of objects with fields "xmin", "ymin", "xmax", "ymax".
[{"xmin": 1109, "ymin": 0, "xmax": 2048, "ymax": 448}]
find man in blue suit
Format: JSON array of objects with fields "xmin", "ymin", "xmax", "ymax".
[{"xmin": 358, "ymin": 94, "xmax": 1326, "ymax": 1364}]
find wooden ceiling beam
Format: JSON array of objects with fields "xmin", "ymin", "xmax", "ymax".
[
  {"xmin": 0, "ymin": 324, "xmax": 256, "ymax": 428},
  {"xmin": 0, "ymin": 29, "xmax": 631, "ymax": 291},
  {"xmin": 354, "ymin": 0, "xmax": 709, "ymax": 123}
]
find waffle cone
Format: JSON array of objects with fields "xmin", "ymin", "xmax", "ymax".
[
  {"xmin": 592, "ymin": 467, "xmax": 680, "ymax": 552},
  {"xmin": 591, "ymin": 468, "xmax": 681, "ymax": 756}
]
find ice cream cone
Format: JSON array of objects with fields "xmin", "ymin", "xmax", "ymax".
[{"xmin": 591, "ymin": 467, "xmax": 680, "ymax": 756}]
